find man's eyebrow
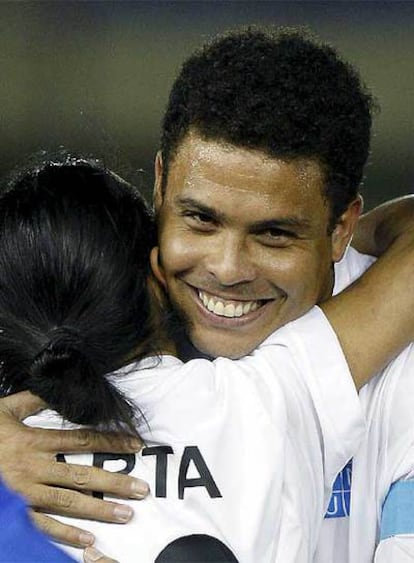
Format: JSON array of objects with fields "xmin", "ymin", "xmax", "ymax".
[
  {"xmin": 175, "ymin": 196, "xmax": 312, "ymax": 231},
  {"xmin": 174, "ymin": 196, "xmax": 223, "ymax": 221},
  {"xmin": 250, "ymin": 217, "xmax": 312, "ymax": 232}
]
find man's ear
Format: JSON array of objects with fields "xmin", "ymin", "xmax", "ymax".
[
  {"xmin": 331, "ymin": 195, "xmax": 363, "ymax": 262},
  {"xmin": 150, "ymin": 246, "xmax": 167, "ymax": 288},
  {"xmin": 153, "ymin": 151, "xmax": 164, "ymax": 212}
]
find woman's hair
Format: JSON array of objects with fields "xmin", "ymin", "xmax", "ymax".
[{"xmin": 0, "ymin": 156, "xmax": 157, "ymax": 434}]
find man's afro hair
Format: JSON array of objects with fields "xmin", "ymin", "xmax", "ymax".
[{"xmin": 161, "ymin": 28, "xmax": 375, "ymax": 223}]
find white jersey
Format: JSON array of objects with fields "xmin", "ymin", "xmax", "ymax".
[
  {"xmin": 26, "ymin": 308, "xmax": 363, "ymax": 563},
  {"xmin": 316, "ymin": 247, "xmax": 414, "ymax": 563}
]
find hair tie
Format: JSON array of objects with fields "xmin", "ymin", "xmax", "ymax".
[{"xmin": 46, "ymin": 325, "xmax": 83, "ymax": 352}]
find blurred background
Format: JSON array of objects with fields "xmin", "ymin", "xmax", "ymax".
[{"xmin": 0, "ymin": 1, "xmax": 413, "ymax": 208}]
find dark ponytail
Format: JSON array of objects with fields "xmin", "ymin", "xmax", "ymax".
[
  {"xmin": 0, "ymin": 156, "xmax": 157, "ymax": 434},
  {"xmin": 28, "ymin": 327, "xmax": 135, "ymax": 431}
]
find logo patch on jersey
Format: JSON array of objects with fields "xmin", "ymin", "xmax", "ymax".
[{"xmin": 325, "ymin": 460, "xmax": 352, "ymax": 519}]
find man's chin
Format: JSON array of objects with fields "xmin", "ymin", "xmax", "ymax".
[
  {"xmin": 167, "ymin": 300, "xmax": 265, "ymax": 359},
  {"xmin": 189, "ymin": 331, "xmax": 261, "ymax": 360}
]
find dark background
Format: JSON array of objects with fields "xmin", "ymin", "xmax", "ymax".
[{"xmin": 1, "ymin": 1, "xmax": 413, "ymax": 208}]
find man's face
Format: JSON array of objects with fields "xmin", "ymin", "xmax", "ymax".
[{"xmin": 154, "ymin": 132, "xmax": 358, "ymax": 359}]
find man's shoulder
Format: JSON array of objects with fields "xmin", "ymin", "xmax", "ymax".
[
  {"xmin": 363, "ymin": 343, "xmax": 414, "ymax": 442},
  {"xmin": 333, "ymin": 246, "xmax": 376, "ymax": 295}
]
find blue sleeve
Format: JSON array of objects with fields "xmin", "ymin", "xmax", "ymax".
[
  {"xmin": 380, "ymin": 480, "xmax": 414, "ymax": 540},
  {"xmin": 0, "ymin": 478, "xmax": 75, "ymax": 562}
]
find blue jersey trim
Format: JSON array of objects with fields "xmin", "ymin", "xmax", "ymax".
[{"xmin": 381, "ymin": 480, "xmax": 414, "ymax": 539}]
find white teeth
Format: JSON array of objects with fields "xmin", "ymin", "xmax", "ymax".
[
  {"xmin": 235, "ymin": 304, "xmax": 243, "ymax": 317},
  {"xmin": 198, "ymin": 290, "xmax": 262, "ymax": 318},
  {"xmin": 242, "ymin": 302, "xmax": 251, "ymax": 315},
  {"xmin": 213, "ymin": 301, "xmax": 224, "ymax": 315},
  {"xmin": 224, "ymin": 304, "xmax": 235, "ymax": 317}
]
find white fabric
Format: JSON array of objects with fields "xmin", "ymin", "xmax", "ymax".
[
  {"xmin": 375, "ymin": 536, "xmax": 414, "ymax": 562},
  {"xmin": 26, "ymin": 308, "xmax": 363, "ymax": 563},
  {"xmin": 315, "ymin": 247, "xmax": 375, "ymax": 563},
  {"xmin": 315, "ymin": 247, "xmax": 414, "ymax": 563},
  {"xmin": 349, "ymin": 343, "xmax": 414, "ymax": 563}
]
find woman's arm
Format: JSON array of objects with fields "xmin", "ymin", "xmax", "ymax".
[{"xmin": 322, "ymin": 222, "xmax": 414, "ymax": 389}]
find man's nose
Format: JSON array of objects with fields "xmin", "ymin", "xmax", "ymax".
[{"xmin": 204, "ymin": 233, "xmax": 256, "ymax": 286}]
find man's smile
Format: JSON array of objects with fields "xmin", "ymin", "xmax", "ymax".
[{"xmin": 197, "ymin": 289, "xmax": 264, "ymax": 318}]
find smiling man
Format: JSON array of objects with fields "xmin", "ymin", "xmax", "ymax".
[
  {"xmin": 157, "ymin": 132, "xmax": 360, "ymax": 358},
  {"xmin": 153, "ymin": 29, "xmax": 367, "ymax": 361},
  {"xmin": 0, "ymin": 27, "xmax": 413, "ymax": 562},
  {"xmin": 151, "ymin": 29, "xmax": 414, "ymax": 561},
  {"xmin": 155, "ymin": 136, "xmax": 345, "ymax": 359}
]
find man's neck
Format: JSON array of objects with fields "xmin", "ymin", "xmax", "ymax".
[{"xmin": 176, "ymin": 336, "xmax": 212, "ymax": 361}]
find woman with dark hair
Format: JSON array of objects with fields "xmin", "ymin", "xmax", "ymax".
[
  {"xmin": 0, "ymin": 157, "xmax": 158, "ymax": 434},
  {"xmin": 0, "ymin": 157, "xmax": 412, "ymax": 562}
]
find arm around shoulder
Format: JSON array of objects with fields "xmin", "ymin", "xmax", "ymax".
[{"xmin": 322, "ymin": 224, "xmax": 414, "ymax": 390}]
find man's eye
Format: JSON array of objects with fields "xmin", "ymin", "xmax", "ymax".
[
  {"xmin": 182, "ymin": 211, "xmax": 216, "ymax": 229},
  {"xmin": 266, "ymin": 229, "xmax": 288, "ymax": 238},
  {"xmin": 192, "ymin": 212, "xmax": 213, "ymax": 223},
  {"xmin": 257, "ymin": 229, "xmax": 294, "ymax": 246}
]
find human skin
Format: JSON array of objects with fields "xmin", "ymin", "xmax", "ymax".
[
  {"xmin": 0, "ymin": 129, "xmax": 357, "ymax": 546},
  {"xmin": 0, "ymin": 137, "xmax": 411, "ymax": 550},
  {"xmin": 83, "ymin": 546, "xmax": 118, "ymax": 563},
  {"xmin": 0, "ymin": 392, "xmax": 148, "ymax": 547},
  {"xmin": 153, "ymin": 131, "xmax": 361, "ymax": 359}
]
